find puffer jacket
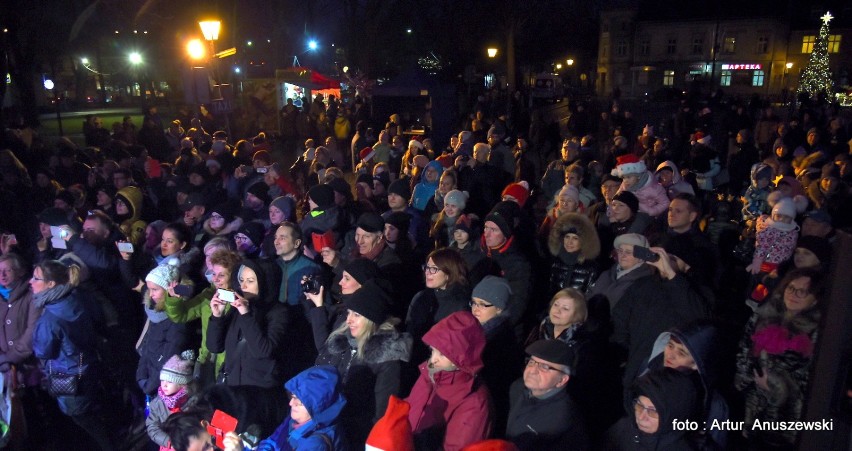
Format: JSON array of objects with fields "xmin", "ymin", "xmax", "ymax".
[
  {"xmin": 548, "ymin": 213, "xmax": 601, "ymax": 295},
  {"xmin": 406, "ymin": 311, "xmax": 491, "ymax": 451},
  {"xmin": 116, "ymin": 186, "xmax": 148, "ymax": 247},
  {"xmin": 655, "ymin": 161, "xmax": 695, "ymax": 200},
  {"xmin": 620, "ymin": 171, "xmax": 670, "ymax": 218}
]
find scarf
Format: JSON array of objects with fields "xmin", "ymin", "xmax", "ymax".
[
  {"xmin": 360, "ymin": 238, "xmax": 386, "ymax": 261},
  {"xmin": 0, "ymin": 283, "xmax": 12, "ymax": 300},
  {"xmin": 558, "ymin": 248, "xmax": 580, "ymax": 266},
  {"xmin": 144, "ymin": 298, "xmax": 170, "ymax": 323},
  {"xmin": 33, "ymin": 283, "xmax": 74, "ymax": 309},
  {"xmin": 158, "ymin": 385, "xmax": 189, "ymax": 410}
]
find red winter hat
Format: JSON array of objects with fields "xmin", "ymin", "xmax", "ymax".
[
  {"xmin": 436, "ymin": 154, "xmax": 455, "ymax": 168},
  {"xmin": 360, "ymin": 147, "xmax": 376, "ymax": 162},
  {"xmin": 501, "ymin": 181, "xmax": 530, "ymax": 208},
  {"xmin": 366, "ymin": 395, "xmax": 414, "ymax": 451},
  {"xmin": 612, "ymin": 154, "xmax": 647, "ymax": 177}
]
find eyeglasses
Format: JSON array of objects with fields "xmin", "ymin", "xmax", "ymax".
[
  {"xmin": 525, "ymin": 357, "xmax": 568, "ymax": 374},
  {"xmin": 211, "ymin": 214, "xmax": 224, "ymax": 220},
  {"xmin": 615, "ymin": 248, "xmax": 634, "ymax": 257},
  {"xmin": 422, "ymin": 264, "xmax": 441, "ymax": 275},
  {"xmin": 785, "ymin": 285, "xmax": 811, "ymax": 298},
  {"xmin": 469, "ymin": 300, "xmax": 494, "ymax": 310},
  {"xmin": 234, "ymin": 234, "xmax": 250, "ymax": 242},
  {"xmin": 633, "ymin": 398, "xmax": 659, "ymax": 419}
]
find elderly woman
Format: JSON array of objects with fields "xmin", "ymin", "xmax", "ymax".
[
  {"xmin": 547, "ymin": 213, "xmax": 600, "ymax": 296},
  {"xmin": 315, "ymin": 280, "xmax": 412, "ymax": 445},
  {"xmin": 0, "ymin": 253, "xmax": 41, "ymax": 386},
  {"xmin": 735, "ymin": 268, "xmax": 824, "ymax": 448}
]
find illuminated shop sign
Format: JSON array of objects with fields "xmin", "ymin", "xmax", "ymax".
[{"xmin": 721, "ymin": 64, "xmax": 762, "ymax": 70}]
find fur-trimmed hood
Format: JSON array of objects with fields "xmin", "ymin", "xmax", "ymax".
[
  {"xmin": 326, "ymin": 329, "xmax": 412, "ymax": 364},
  {"xmin": 548, "ymin": 212, "xmax": 600, "ymax": 261},
  {"xmin": 203, "ymin": 215, "xmax": 243, "ymax": 236}
]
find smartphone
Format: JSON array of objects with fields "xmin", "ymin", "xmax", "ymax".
[
  {"xmin": 49, "ymin": 226, "xmax": 68, "ymax": 250},
  {"xmin": 173, "ymin": 285, "xmax": 193, "ymax": 297},
  {"xmin": 632, "ymin": 246, "xmax": 660, "ymax": 262},
  {"xmin": 117, "ymin": 242, "xmax": 134, "ymax": 253},
  {"xmin": 256, "ymin": 166, "xmax": 268, "ymax": 174},
  {"xmin": 217, "ymin": 289, "xmax": 235, "ymax": 303}
]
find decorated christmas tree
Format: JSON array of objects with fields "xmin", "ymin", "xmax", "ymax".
[{"xmin": 797, "ymin": 12, "xmax": 834, "ymax": 98}]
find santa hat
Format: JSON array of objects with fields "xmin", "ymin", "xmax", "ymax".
[
  {"xmin": 359, "ymin": 147, "xmax": 376, "ymax": 162},
  {"xmin": 692, "ymin": 131, "xmax": 712, "ymax": 146},
  {"xmin": 365, "ymin": 395, "xmax": 414, "ymax": 451},
  {"xmin": 408, "ymin": 139, "xmax": 424, "ymax": 150},
  {"xmin": 501, "ymin": 181, "xmax": 530, "ymax": 208},
  {"xmin": 611, "ymin": 154, "xmax": 647, "ymax": 177}
]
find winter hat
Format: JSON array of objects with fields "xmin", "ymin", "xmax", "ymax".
[
  {"xmin": 96, "ymin": 184, "xmax": 117, "ymax": 198},
  {"xmin": 444, "ymin": 190, "xmax": 468, "ymax": 209},
  {"xmin": 345, "ymin": 280, "xmax": 391, "ymax": 325},
  {"xmin": 366, "ymin": 395, "xmax": 415, "ymax": 451},
  {"xmin": 613, "ymin": 136, "xmax": 628, "ymax": 150},
  {"xmin": 485, "ymin": 201, "xmax": 520, "ymax": 238},
  {"xmin": 55, "ymin": 189, "xmax": 76, "ymax": 207},
  {"xmin": 459, "ymin": 131, "xmax": 473, "ymax": 143},
  {"xmin": 269, "ymin": 196, "xmax": 295, "ymax": 221},
  {"xmin": 487, "ymin": 124, "xmax": 506, "ymax": 138},
  {"xmin": 211, "ymin": 200, "xmax": 240, "ymax": 223},
  {"xmin": 343, "ymin": 258, "xmax": 381, "ymax": 285},
  {"xmin": 38, "ymin": 207, "xmax": 70, "ymax": 226},
  {"xmin": 472, "ymin": 276, "xmax": 512, "ymax": 310},
  {"xmin": 246, "ymin": 182, "xmax": 271, "ymax": 205},
  {"xmin": 188, "ymin": 162, "xmax": 210, "ymax": 182},
  {"xmin": 643, "ymin": 124, "xmax": 654, "ymax": 136},
  {"xmin": 384, "ymin": 212, "xmax": 411, "ymax": 236},
  {"xmin": 360, "ymin": 147, "xmax": 376, "ymax": 162},
  {"xmin": 373, "ymin": 172, "xmax": 391, "ymax": 190},
  {"xmin": 501, "ymin": 181, "xmax": 530, "ymax": 208},
  {"xmin": 145, "ymin": 158, "xmax": 162, "ymax": 178},
  {"xmin": 308, "ymin": 184, "xmax": 336, "ymax": 209},
  {"xmin": 356, "ymin": 173, "xmax": 374, "ymax": 187},
  {"xmin": 796, "ymin": 235, "xmax": 832, "ymax": 265},
  {"xmin": 821, "ymin": 163, "xmax": 840, "ymax": 180},
  {"xmin": 693, "ymin": 131, "xmax": 712, "ymax": 146},
  {"xmin": 613, "ymin": 233, "xmax": 649, "ymax": 250},
  {"xmin": 180, "ymin": 192, "xmax": 206, "ymax": 212},
  {"xmin": 237, "ymin": 221, "xmax": 265, "ymax": 246},
  {"xmin": 160, "ymin": 350, "xmax": 196, "ymax": 385},
  {"xmin": 558, "ymin": 184, "xmax": 580, "ymax": 205},
  {"xmin": 601, "ymin": 173, "xmax": 623, "ymax": 185},
  {"xmin": 772, "ymin": 197, "xmax": 796, "ymax": 219},
  {"xmin": 252, "ymin": 150, "xmax": 272, "ymax": 166},
  {"xmin": 612, "ymin": 154, "xmax": 647, "ymax": 177},
  {"xmin": 408, "ymin": 139, "xmax": 424, "ymax": 151},
  {"xmin": 526, "ymin": 339, "xmax": 576, "ymax": 374},
  {"xmin": 751, "ymin": 163, "xmax": 773, "ymax": 183},
  {"xmin": 611, "ymin": 191, "xmax": 639, "ymax": 214},
  {"xmin": 388, "ymin": 179, "xmax": 412, "ymax": 201},
  {"xmin": 356, "ymin": 212, "xmax": 385, "ymax": 234},
  {"xmin": 454, "ymin": 214, "xmax": 476, "ymax": 235},
  {"xmin": 145, "ymin": 258, "xmax": 180, "ymax": 289},
  {"xmin": 327, "ymin": 177, "xmax": 352, "ymax": 199}
]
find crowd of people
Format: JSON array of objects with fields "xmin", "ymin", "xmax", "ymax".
[{"xmin": 0, "ymin": 90, "xmax": 848, "ymax": 451}]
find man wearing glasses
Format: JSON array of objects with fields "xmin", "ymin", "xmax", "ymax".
[{"xmin": 505, "ymin": 339, "xmax": 589, "ymax": 450}]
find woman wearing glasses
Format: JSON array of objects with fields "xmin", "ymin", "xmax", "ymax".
[
  {"xmin": 603, "ymin": 367, "xmax": 702, "ymax": 450},
  {"xmin": 734, "ymin": 268, "xmax": 824, "ymax": 448}
]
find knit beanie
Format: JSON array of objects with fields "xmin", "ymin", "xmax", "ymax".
[
  {"xmin": 613, "ymin": 233, "xmax": 648, "ymax": 250},
  {"xmin": 252, "ymin": 150, "xmax": 272, "ymax": 165},
  {"xmin": 772, "ymin": 197, "xmax": 796, "ymax": 219},
  {"xmin": 55, "ymin": 189, "xmax": 76, "ymax": 207},
  {"xmin": 612, "ymin": 191, "xmax": 640, "ymax": 214},
  {"xmin": 384, "ymin": 212, "xmax": 411, "ymax": 236},
  {"xmin": 356, "ymin": 173, "xmax": 374, "ymax": 187},
  {"xmin": 472, "ymin": 276, "xmax": 512, "ymax": 310},
  {"xmin": 558, "ymin": 184, "xmax": 580, "ymax": 205},
  {"xmin": 356, "ymin": 212, "xmax": 385, "ymax": 234},
  {"xmin": 38, "ymin": 207, "xmax": 71, "ymax": 226},
  {"xmin": 501, "ymin": 181, "xmax": 530, "ymax": 208},
  {"xmin": 484, "ymin": 201, "xmax": 520, "ymax": 238},
  {"xmin": 366, "ymin": 395, "xmax": 415, "ymax": 451},
  {"xmin": 612, "ymin": 154, "xmax": 647, "ymax": 177},
  {"xmin": 308, "ymin": 184, "xmax": 336, "ymax": 210},
  {"xmin": 211, "ymin": 200, "xmax": 240, "ymax": 223},
  {"xmin": 160, "ymin": 350, "xmax": 196, "ymax": 385},
  {"xmin": 343, "ymin": 258, "xmax": 381, "ymax": 285},
  {"xmin": 795, "ymin": 235, "xmax": 832, "ymax": 265},
  {"xmin": 613, "ymin": 136, "xmax": 628, "ymax": 150},
  {"xmin": 454, "ymin": 214, "xmax": 475, "ymax": 235},
  {"xmin": 237, "ymin": 221, "xmax": 266, "ymax": 246},
  {"xmin": 269, "ymin": 196, "xmax": 295, "ymax": 221},
  {"xmin": 246, "ymin": 182, "xmax": 271, "ymax": 205},
  {"xmin": 374, "ymin": 172, "xmax": 391, "ymax": 191},
  {"xmin": 444, "ymin": 190, "xmax": 468, "ymax": 209},
  {"xmin": 145, "ymin": 258, "xmax": 180, "ymax": 289},
  {"xmin": 327, "ymin": 177, "xmax": 352, "ymax": 198},
  {"xmin": 388, "ymin": 179, "xmax": 412, "ymax": 201},
  {"xmin": 344, "ymin": 280, "xmax": 391, "ymax": 325}
]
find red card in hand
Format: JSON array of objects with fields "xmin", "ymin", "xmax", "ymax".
[
  {"xmin": 312, "ymin": 230, "xmax": 335, "ymax": 252},
  {"xmin": 207, "ymin": 409, "xmax": 238, "ymax": 449}
]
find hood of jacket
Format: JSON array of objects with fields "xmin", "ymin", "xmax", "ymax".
[
  {"xmin": 116, "ymin": 185, "xmax": 143, "ymax": 221},
  {"xmin": 422, "ymin": 311, "xmax": 485, "ymax": 376},
  {"xmin": 655, "ymin": 160, "xmax": 684, "ymax": 186},
  {"xmin": 285, "ymin": 365, "xmax": 347, "ymax": 428},
  {"xmin": 631, "ymin": 368, "xmax": 701, "ymax": 440},
  {"xmin": 647, "ymin": 320, "xmax": 721, "ymax": 389},
  {"xmin": 233, "ymin": 258, "xmax": 281, "ymax": 306},
  {"xmin": 42, "ymin": 289, "xmax": 85, "ymax": 322},
  {"xmin": 548, "ymin": 212, "xmax": 600, "ymax": 261}
]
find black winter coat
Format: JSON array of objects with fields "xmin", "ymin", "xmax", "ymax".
[
  {"xmin": 506, "ymin": 379, "xmax": 590, "ymax": 451},
  {"xmin": 549, "ymin": 257, "xmax": 599, "ymax": 296},
  {"xmin": 136, "ymin": 308, "xmax": 189, "ymax": 395}
]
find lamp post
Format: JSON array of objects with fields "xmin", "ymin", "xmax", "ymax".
[
  {"xmin": 783, "ymin": 62, "xmax": 793, "ymax": 103},
  {"xmin": 128, "ymin": 52, "xmax": 144, "ymax": 103},
  {"xmin": 198, "ymin": 20, "xmax": 231, "ymax": 136},
  {"xmin": 486, "ymin": 47, "xmax": 498, "ymax": 89}
]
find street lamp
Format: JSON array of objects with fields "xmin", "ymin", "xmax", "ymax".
[
  {"xmin": 555, "ymin": 63, "xmax": 563, "ymax": 70},
  {"xmin": 308, "ymin": 40, "xmax": 318, "ymax": 51},
  {"xmin": 187, "ymin": 39, "xmax": 206, "ymax": 60},
  {"xmin": 81, "ymin": 57, "xmax": 90, "ymax": 65},
  {"xmin": 566, "ymin": 59, "xmax": 574, "ymax": 66},
  {"xmin": 487, "ymin": 48, "xmax": 498, "ymax": 58},
  {"xmin": 199, "ymin": 20, "xmax": 221, "ymax": 42},
  {"xmin": 128, "ymin": 52, "xmax": 143, "ymax": 65}
]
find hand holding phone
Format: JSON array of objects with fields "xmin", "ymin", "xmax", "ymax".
[
  {"xmin": 117, "ymin": 242, "xmax": 134, "ymax": 253},
  {"xmin": 217, "ymin": 289, "xmax": 236, "ymax": 303},
  {"xmin": 631, "ymin": 246, "xmax": 660, "ymax": 262}
]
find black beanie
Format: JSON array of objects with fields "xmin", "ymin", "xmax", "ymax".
[
  {"xmin": 342, "ymin": 258, "xmax": 381, "ymax": 285},
  {"xmin": 237, "ymin": 221, "xmax": 266, "ymax": 246},
  {"xmin": 612, "ymin": 190, "xmax": 639, "ymax": 214},
  {"xmin": 356, "ymin": 173, "xmax": 373, "ymax": 186},
  {"xmin": 388, "ymin": 179, "xmax": 411, "ymax": 201},
  {"xmin": 246, "ymin": 182, "xmax": 271, "ymax": 205},
  {"xmin": 484, "ymin": 201, "xmax": 520, "ymax": 238},
  {"xmin": 211, "ymin": 199, "xmax": 240, "ymax": 223},
  {"xmin": 344, "ymin": 280, "xmax": 391, "ymax": 325},
  {"xmin": 384, "ymin": 211, "xmax": 411, "ymax": 235},
  {"xmin": 308, "ymin": 184, "xmax": 336, "ymax": 210},
  {"xmin": 327, "ymin": 177, "xmax": 352, "ymax": 199}
]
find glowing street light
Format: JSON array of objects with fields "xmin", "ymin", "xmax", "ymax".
[
  {"xmin": 247, "ymin": 40, "xmax": 253, "ymax": 46},
  {"xmin": 308, "ymin": 40, "xmax": 318, "ymax": 51},
  {"xmin": 199, "ymin": 20, "xmax": 221, "ymax": 41},
  {"xmin": 43, "ymin": 79, "xmax": 54, "ymax": 90},
  {"xmin": 187, "ymin": 39, "xmax": 206, "ymax": 60},
  {"xmin": 786, "ymin": 62, "xmax": 793, "ymax": 69},
  {"xmin": 555, "ymin": 63, "xmax": 563, "ymax": 70},
  {"xmin": 487, "ymin": 48, "xmax": 498, "ymax": 58},
  {"xmin": 81, "ymin": 57, "xmax": 90, "ymax": 65},
  {"xmin": 566, "ymin": 58, "xmax": 574, "ymax": 66},
  {"xmin": 128, "ymin": 52, "xmax": 143, "ymax": 65}
]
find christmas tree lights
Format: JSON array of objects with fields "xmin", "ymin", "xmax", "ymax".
[{"xmin": 797, "ymin": 11, "xmax": 834, "ymax": 98}]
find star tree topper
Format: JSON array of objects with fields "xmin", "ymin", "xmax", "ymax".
[{"xmin": 821, "ymin": 11, "xmax": 833, "ymax": 25}]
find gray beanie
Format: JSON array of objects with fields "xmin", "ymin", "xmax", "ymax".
[
  {"xmin": 613, "ymin": 233, "xmax": 649, "ymax": 250},
  {"xmin": 145, "ymin": 258, "xmax": 180, "ymax": 289},
  {"xmin": 472, "ymin": 275, "xmax": 512, "ymax": 310},
  {"xmin": 160, "ymin": 350, "xmax": 196, "ymax": 385},
  {"xmin": 444, "ymin": 190, "xmax": 468, "ymax": 209}
]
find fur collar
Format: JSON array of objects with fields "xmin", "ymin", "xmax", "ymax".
[
  {"xmin": 326, "ymin": 329, "xmax": 412, "ymax": 364},
  {"xmin": 203, "ymin": 216, "xmax": 244, "ymax": 236}
]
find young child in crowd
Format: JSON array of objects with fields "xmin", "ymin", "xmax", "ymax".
[
  {"xmin": 146, "ymin": 350, "xmax": 196, "ymax": 451},
  {"xmin": 741, "ymin": 163, "xmax": 774, "ymax": 222},
  {"xmin": 745, "ymin": 198, "xmax": 799, "ymax": 306}
]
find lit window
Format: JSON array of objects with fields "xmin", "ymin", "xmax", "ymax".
[
  {"xmin": 802, "ymin": 35, "xmax": 815, "ymax": 53},
  {"xmin": 667, "ymin": 39, "xmax": 677, "ymax": 55},
  {"xmin": 828, "ymin": 35, "xmax": 841, "ymax": 53},
  {"xmin": 757, "ymin": 36, "xmax": 769, "ymax": 54},
  {"xmin": 663, "ymin": 70, "xmax": 675, "ymax": 86},
  {"xmin": 723, "ymin": 37, "xmax": 736, "ymax": 53},
  {"xmin": 752, "ymin": 70, "xmax": 765, "ymax": 87},
  {"xmin": 720, "ymin": 70, "xmax": 732, "ymax": 86}
]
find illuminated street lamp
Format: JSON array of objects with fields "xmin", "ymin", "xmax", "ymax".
[
  {"xmin": 187, "ymin": 39, "xmax": 206, "ymax": 60},
  {"xmin": 308, "ymin": 40, "xmax": 318, "ymax": 51},
  {"xmin": 128, "ymin": 52, "xmax": 143, "ymax": 65},
  {"xmin": 566, "ymin": 58, "xmax": 574, "ymax": 66},
  {"xmin": 81, "ymin": 57, "xmax": 90, "ymax": 65},
  {"xmin": 199, "ymin": 20, "xmax": 221, "ymax": 42},
  {"xmin": 786, "ymin": 62, "xmax": 793, "ymax": 70},
  {"xmin": 487, "ymin": 47, "xmax": 498, "ymax": 58},
  {"xmin": 555, "ymin": 63, "xmax": 563, "ymax": 70}
]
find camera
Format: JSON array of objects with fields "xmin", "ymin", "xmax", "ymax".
[{"xmin": 301, "ymin": 276, "xmax": 322, "ymax": 295}]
